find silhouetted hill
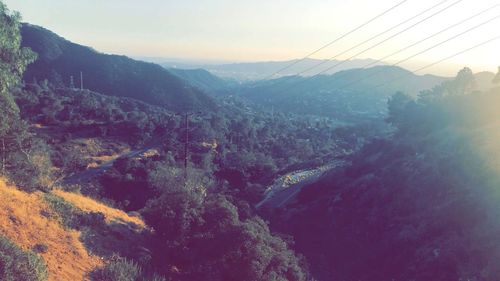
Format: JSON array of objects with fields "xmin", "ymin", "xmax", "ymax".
[
  {"xmin": 237, "ymin": 66, "xmax": 447, "ymax": 121},
  {"xmin": 168, "ymin": 68, "xmax": 234, "ymax": 95},
  {"xmin": 20, "ymin": 24, "xmax": 215, "ymax": 112}
]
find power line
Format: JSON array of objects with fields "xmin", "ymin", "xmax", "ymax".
[
  {"xmin": 392, "ymin": 15, "xmax": 500, "ymax": 67},
  {"xmin": 269, "ymin": 0, "xmax": 464, "ymax": 96},
  {"xmin": 296, "ymin": 0, "xmax": 450, "ymax": 76},
  {"xmin": 338, "ymin": 12, "xmax": 500, "ymax": 91},
  {"xmin": 313, "ymin": 0, "xmax": 464, "ymax": 77},
  {"xmin": 372, "ymin": 35, "xmax": 500, "ymax": 90},
  {"xmin": 356, "ymin": 2, "xmax": 500, "ymax": 70},
  {"xmin": 316, "ymin": 3, "xmax": 500, "ymax": 91},
  {"xmin": 262, "ymin": 0, "xmax": 410, "ymax": 80}
]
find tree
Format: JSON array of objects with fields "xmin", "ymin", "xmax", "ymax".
[
  {"xmin": 0, "ymin": 1, "xmax": 37, "ymax": 175},
  {"xmin": 142, "ymin": 190, "xmax": 310, "ymax": 281},
  {"xmin": 494, "ymin": 66, "xmax": 500, "ymax": 84},
  {"xmin": 386, "ymin": 92, "xmax": 413, "ymax": 128},
  {"xmin": 447, "ymin": 67, "xmax": 476, "ymax": 95}
]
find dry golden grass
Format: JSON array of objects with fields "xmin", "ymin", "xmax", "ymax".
[
  {"xmin": 0, "ymin": 179, "xmax": 102, "ymax": 281},
  {"xmin": 53, "ymin": 190, "xmax": 145, "ymax": 227},
  {"xmin": 0, "ymin": 178, "xmax": 148, "ymax": 280},
  {"xmin": 90, "ymin": 153, "xmax": 124, "ymax": 164}
]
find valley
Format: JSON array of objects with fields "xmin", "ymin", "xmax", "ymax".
[{"xmin": 1, "ymin": 1, "xmax": 500, "ymax": 280}]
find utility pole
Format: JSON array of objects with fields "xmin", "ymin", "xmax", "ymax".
[
  {"xmin": 184, "ymin": 113, "xmax": 190, "ymax": 181},
  {"xmin": 80, "ymin": 71, "xmax": 83, "ymax": 90},
  {"xmin": 182, "ymin": 111, "xmax": 202, "ymax": 183},
  {"xmin": 70, "ymin": 76, "xmax": 75, "ymax": 89}
]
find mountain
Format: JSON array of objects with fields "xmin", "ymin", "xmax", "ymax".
[
  {"xmin": 20, "ymin": 24, "xmax": 215, "ymax": 112},
  {"xmin": 161, "ymin": 58, "xmax": 387, "ymax": 81},
  {"xmin": 237, "ymin": 66, "xmax": 447, "ymax": 122},
  {"xmin": 168, "ymin": 68, "xmax": 235, "ymax": 96}
]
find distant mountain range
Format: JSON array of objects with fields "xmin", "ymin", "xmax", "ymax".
[
  {"xmin": 237, "ymin": 66, "xmax": 448, "ymax": 121},
  {"xmin": 20, "ymin": 24, "xmax": 215, "ymax": 112},
  {"xmin": 159, "ymin": 58, "xmax": 388, "ymax": 81},
  {"xmin": 162, "ymin": 63, "xmax": 455, "ymax": 123}
]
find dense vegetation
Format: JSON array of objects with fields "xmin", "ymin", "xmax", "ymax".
[
  {"xmin": 0, "ymin": 2, "xmax": 337, "ymax": 279},
  {"xmin": 270, "ymin": 68, "xmax": 500, "ymax": 280},
  {"xmin": 0, "ymin": 235, "xmax": 48, "ymax": 281},
  {"xmin": 12, "ymin": 80, "xmax": 372, "ymax": 279},
  {"xmin": 0, "ymin": 2, "xmax": 54, "ymax": 192},
  {"xmin": 14, "ymin": 81, "xmax": 376, "ymax": 205}
]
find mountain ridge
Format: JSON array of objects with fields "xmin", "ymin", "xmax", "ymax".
[
  {"xmin": 20, "ymin": 24, "xmax": 216, "ymax": 112},
  {"xmin": 236, "ymin": 65, "xmax": 448, "ymax": 121},
  {"xmin": 160, "ymin": 58, "xmax": 388, "ymax": 81}
]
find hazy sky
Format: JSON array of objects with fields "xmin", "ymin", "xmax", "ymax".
[{"xmin": 4, "ymin": 0, "xmax": 500, "ymax": 75}]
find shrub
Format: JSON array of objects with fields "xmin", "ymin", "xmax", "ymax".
[
  {"xmin": 90, "ymin": 256, "xmax": 167, "ymax": 281},
  {"xmin": 0, "ymin": 235, "xmax": 48, "ymax": 281},
  {"xmin": 32, "ymin": 244, "xmax": 49, "ymax": 254},
  {"xmin": 44, "ymin": 194, "xmax": 106, "ymax": 229},
  {"xmin": 77, "ymin": 211, "xmax": 106, "ymax": 228},
  {"xmin": 43, "ymin": 193, "xmax": 79, "ymax": 229},
  {"xmin": 90, "ymin": 257, "xmax": 141, "ymax": 281}
]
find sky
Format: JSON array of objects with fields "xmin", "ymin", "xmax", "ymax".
[{"xmin": 4, "ymin": 0, "xmax": 500, "ymax": 76}]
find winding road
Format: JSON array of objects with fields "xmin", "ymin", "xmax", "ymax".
[
  {"xmin": 256, "ymin": 160, "xmax": 346, "ymax": 209},
  {"xmin": 62, "ymin": 145, "xmax": 159, "ymax": 186}
]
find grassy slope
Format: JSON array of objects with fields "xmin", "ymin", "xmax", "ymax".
[{"xmin": 0, "ymin": 178, "xmax": 146, "ymax": 281}]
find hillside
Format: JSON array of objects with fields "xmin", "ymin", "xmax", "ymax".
[
  {"xmin": 0, "ymin": 178, "xmax": 148, "ymax": 281},
  {"xmin": 20, "ymin": 24, "xmax": 215, "ymax": 112},
  {"xmin": 266, "ymin": 83, "xmax": 500, "ymax": 280},
  {"xmin": 168, "ymin": 68, "xmax": 233, "ymax": 96},
  {"xmin": 237, "ymin": 66, "xmax": 447, "ymax": 121}
]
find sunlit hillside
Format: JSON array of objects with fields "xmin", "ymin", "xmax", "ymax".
[{"xmin": 0, "ymin": 178, "xmax": 147, "ymax": 280}]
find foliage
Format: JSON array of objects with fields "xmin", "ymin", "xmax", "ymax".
[
  {"xmin": 494, "ymin": 66, "xmax": 500, "ymax": 84},
  {"xmin": 0, "ymin": 1, "xmax": 36, "ymax": 134},
  {"xmin": 0, "ymin": 1, "xmax": 53, "ymax": 192},
  {"xmin": 91, "ymin": 256, "xmax": 167, "ymax": 281},
  {"xmin": 14, "ymin": 81, "xmax": 368, "ymax": 203},
  {"xmin": 0, "ymin": 235, "xmax": 48, "ymax": 281},
  {"xmin": 141, "ymin": 180, "xmax": 310, "ymax": 281},
  {"xmin": 91, "ymin": 257, "xmax": 141, "ymax": 281},
  {"xmin": 386, "ymin": 91, "xmax": 413, "ymax": 129},
  {"xmin": 43, "ymin": 193, "xmax": 80, "ymax": 228},
  {"xmin": 32, "ymin": 244, "xmax": 49, "ymax": 254},
  {"xmin": 44, "ymin": 193, "xmax": 105, "ymax": 229},
  {"xmin": 275, "ymin": 69, "xmax": 500, "ymax": 280}
]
